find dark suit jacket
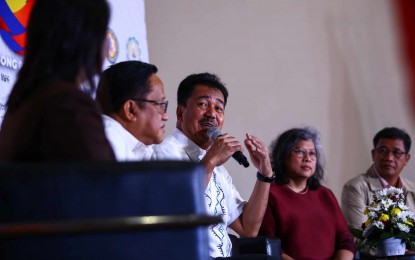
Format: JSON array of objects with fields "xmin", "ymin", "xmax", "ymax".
[{"xmin": 0, "ymin": 80, "xmax": 115, "ymax": 161}]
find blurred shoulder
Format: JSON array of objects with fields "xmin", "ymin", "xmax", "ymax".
[
  {"xmin": 401, "ymin": 176, "xmax": 415, "ymax": 191},
  {"xmin": 34, "ymin": 81, "xmax": 96, "ymax": 111},
  {"xmin": 343, "ymin": 173, "xmax": 369, "ymax": 188},
  {"xmin": 153, "ymin": 134, "xmax": 185, "ymax": 160},
  {"xmin": 318, "ymin": 185, "xmax": 336, "ymax": 195},
  {"xmin": 317, "ymin": 185, "xmax": 341, "ymax": 203},
  {"xmin": 154, "ymin": 134, "xmax": 180, "ymax": 151}
]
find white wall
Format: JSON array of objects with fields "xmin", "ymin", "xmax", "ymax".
[{"xmin": 145, "ymin": 0, "xmax": 415, "ymax": 201}]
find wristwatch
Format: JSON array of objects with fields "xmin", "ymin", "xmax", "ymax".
[{"xmin": 256, "ymin": 171, "xmax": 275, "ymax": 183}]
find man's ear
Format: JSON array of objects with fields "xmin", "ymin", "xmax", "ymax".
[
  {"xmin": 122, "ymin": 100, "xmax": 138, "ymax": 121},
  {"xmin": 371, "ymin": 149, "xmax": 376, "ymax": 161},
  {"xmin": 176, "ymin": 105, "xmax": 184, "ymax": 121},
  {"xmin": 405, "ymin": 153, "xmax": 411, "ymax": 164}
]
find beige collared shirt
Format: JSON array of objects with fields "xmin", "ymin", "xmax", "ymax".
[
  {"xmin": 371, "ymin": 165, "xmax": 404, "ymax": 189},
  {"xmin": 341, "ymin": 165, "xmax": 415, "ymax": 228}
]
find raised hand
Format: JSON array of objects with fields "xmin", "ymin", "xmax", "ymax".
[{"xmin": 244, "ymin": 133, "xmax": 272, "ymax": 177}]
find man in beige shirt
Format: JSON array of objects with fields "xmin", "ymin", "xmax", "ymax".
[{"xmin": 341, "ymin": 127, "xmax": 415, "ymax": 229}]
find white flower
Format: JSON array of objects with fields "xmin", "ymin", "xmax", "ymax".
[
  {"xmin": 398, "ymin": 202, "xmax": 409, "ymax": 210},
  {"xmin": 397, "ymin": 223, "xmax": 410, "ymax": 233},
  {"xmin": 368, "ymin": 212, "xmax": 377, "ymax": 219},
  {"xmin": 368, "ymin": 203, "xmax": 381, "ymax": 212},
  {"xmin": 376, "ymin": 189, "xmax": 388, "ymax": 197},
  {"xmin": 385, "ymin": 187, "xmax": 403, "ymax": 196},
  {"xmin": 360, "ymin": 187, "xmax": 415, "ymax": 244},
  {"xmin": 380, "ymin": 198, "xmax": 395, "ymax": 208},
  {"xmin": 397, "ymin": 211, "xmax": 415, "ymax": 223},
  {"xmin": 373, "ymin": 221, "xmax": 385, "ymax": 230}
]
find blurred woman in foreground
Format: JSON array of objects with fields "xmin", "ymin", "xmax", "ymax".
[{"xmin": 0, "ymin": 0, "xmax": 114, "ymax": 161}]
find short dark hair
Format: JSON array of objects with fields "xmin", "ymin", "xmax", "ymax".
[
  {"xmin": 177, "ymin": 73, "xmax": 229, "ymax": 107},
  {"xmin": 7, "ymin": 0, "xmax": 110, "ymax": 111},
  {"xmin": 373, "ymin": 127, "xmax": 411, "ymax": 153},
  {"xmin": 270, "ymin": 127, "xmax": 324, "ymax": 190},
  {"xmin": 96, "ymin": 61, "xmax": 158, "ymax": 114}
]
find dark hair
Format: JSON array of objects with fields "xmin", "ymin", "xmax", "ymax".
[
  {"xmin": 96, "ymin": 61, "xmax": 158, "ymax": 114},
  {"xmin": 373, "ymin": 127, "xmax": 411, "ymax": 153},
  {"xmin": 177, "ymin": 73, "xmax": 229, "ymax": 106},
  {"xmin": 271, "ymin": 127, "xmax": 324, "ymax": 190},
  {"xmin": 7, "ymin": 0, "xmax": 110, "ymax": 111}
]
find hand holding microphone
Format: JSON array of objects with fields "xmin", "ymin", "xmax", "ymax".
[{"xmin": 207, "ymin": 127, "xmax": 250, "ymax": 168}]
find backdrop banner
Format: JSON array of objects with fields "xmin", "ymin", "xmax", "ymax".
[{"xmin": 0, "ymin": 0, "xmax": 149, "ymax": 126}]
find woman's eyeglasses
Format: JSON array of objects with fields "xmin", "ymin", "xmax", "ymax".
[{"xmin": 291, "ymin": 148, "xmax": 317, "ymax": 161}]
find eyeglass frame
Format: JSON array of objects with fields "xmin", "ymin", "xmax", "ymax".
[
  {"xmin": 374, "ymin": 146, "xmax": 407, "ymax": 160},
  {"xmin": 291, "ymin": 148, "xmax": 317, "ymax": 161},
  {"xmin": 131, "ymin": 98, "xmax": 168, "ymax": 114}
]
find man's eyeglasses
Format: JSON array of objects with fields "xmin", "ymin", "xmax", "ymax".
[
  {"xmin": 291, "ymin": 148, "xmax": 317, "ymax": 161},
  {"xmin": 375, "ymin": 147, "xmax": 406, "ymax": 159},
  {"xmin": 131, "ymin": 99, "xmax": 168, "ymax": 114}
]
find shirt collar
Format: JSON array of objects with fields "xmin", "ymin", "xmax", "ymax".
[
  {"xmin": 371, "ymin": 164, "xmax": 403, "ymax": 189},
  {"xmin": 173, "ymin": 128, "xmax": 206, "ymax": 162},
  {"xmin": 103, "ymin": 114, "xmax": 151, "ymax": 155},
  {"xmin": 133, "ymin": 142, "xmax": 154, "ymax": 154}
]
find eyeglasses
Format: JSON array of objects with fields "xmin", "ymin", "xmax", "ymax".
[
  {"xmin": 291, "ymin": 148, "xmax": 317, "ymax": 161},
  {"xmin": 131, "ymin": 99, "xmax": 168, "ymax": 114},
  {"xmin": 375, "ymin": 147, "xmax": 406, "ymax": 159}
]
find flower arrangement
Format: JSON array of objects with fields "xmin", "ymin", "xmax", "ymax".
[{"xmin": 351, "ymin": 187, "xmax": 415, "ymax": 250}]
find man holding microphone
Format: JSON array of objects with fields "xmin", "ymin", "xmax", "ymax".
[{"xmin": 153, "ymin": 72, "xmax": 274, "ymax": 258}]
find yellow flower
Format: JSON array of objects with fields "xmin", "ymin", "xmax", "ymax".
[
  {"xmin": 379, "ymin": 214, "xmax": 389, "ymax": 222},
  {"xmin": 391, "ymin": 208, "xmax": 401, "ymax": 216}
]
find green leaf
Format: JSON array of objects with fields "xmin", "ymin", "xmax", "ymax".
[
  {"xmin": 365, "ymin": 239, "xmax": 380, "ymax": 247},
  {"xmin": 350, "ymin": 227, "xmax": 363, "ymax": 239},
  {"xmin": 379, "ymin": 233, "xmax": 393, "ymax": 240}
]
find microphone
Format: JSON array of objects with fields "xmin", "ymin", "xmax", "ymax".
[{"xmin": 207, "ymin": 127, "xmax": 250, "ymax": 168}]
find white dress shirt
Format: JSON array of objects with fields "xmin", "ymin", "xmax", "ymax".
[
  {"xmin": 102, "ymin": 115, "xmax": 154, "ymax": 161},
  {"xmin": 153, "ymin": 128, "xmax": 246, "ymax": 258}
]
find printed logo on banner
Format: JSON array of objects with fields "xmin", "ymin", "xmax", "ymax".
[
  {"xmin": 126, "ymin": 37, "xmax": 141, "ymax": 61},
  {"xmin": 106, "ymin": 28, "xmax": 118, "ymax": 64},
  {"xmin": 0, "ymin": 0, "xmax": 34, "ymax": 55}
]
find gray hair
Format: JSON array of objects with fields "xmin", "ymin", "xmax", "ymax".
[{"xmin": 270, "ymin": 127, "xmax": 324, "ymax": 190}]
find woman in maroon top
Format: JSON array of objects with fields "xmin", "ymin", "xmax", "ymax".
[{"xmin": 259, "ymin": 127, "xmax": 355, "ymax": 260}]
